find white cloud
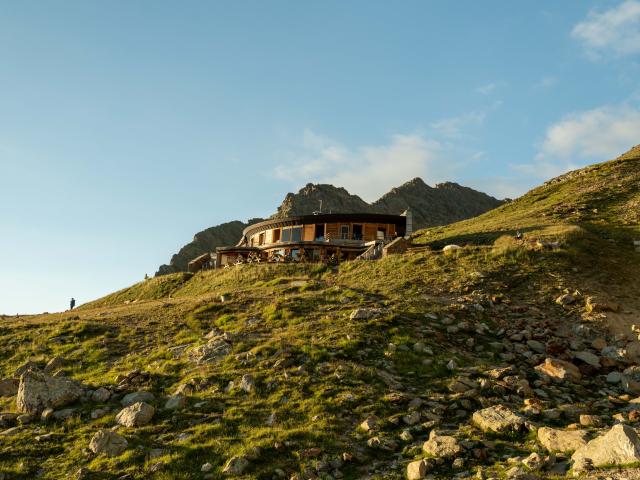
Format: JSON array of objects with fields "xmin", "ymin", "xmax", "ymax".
[
  {"xmin": 572, "ymin": 1, "xmax": 640, "ymax": 57},
  {"xmin": 274, "ymin": 130, "xmax": 469, "ymax": 202},
  {"xmin": 516, "ymin": 104, "xmax": 640, "ymax": 179}
]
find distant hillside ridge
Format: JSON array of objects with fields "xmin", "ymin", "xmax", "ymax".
[
  {"xmin": 156, "ymin": 178, "xmax": 503, "ymax": 275},
  {"xmin": 272, "ymin": 178, "xmax": 504, "ymax": 229}
]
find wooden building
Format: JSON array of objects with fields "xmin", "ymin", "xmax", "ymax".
[{"xmin": 213, "ymin": 212, "xmax": 409, "ymax": 268}]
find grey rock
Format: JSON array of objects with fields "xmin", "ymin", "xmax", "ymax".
[
  {"xmin": 89, "ymin": 429, "xmax": 128, "ymax": 457},
  {"xmin": 472, "ymin": 404, "xmax": 525, "ymax": 435},
  {"xmin": 571, "ymin": 424, "xmax": 640, "ymax": 467},
  {"xmin": 537, "ymin": 427, "xmax": 589, "ymax": 453},
  {"xmin": 115, "ymin": 401, "xmax": 155, "ymax": 427},
  {"xmin": 422, "ymin": 431, "xmax": 462, "ymax": 459},
  {"xmin": 121, "ymin": 391, "xmax": 155, "ymax": 407},
  {"xmin": 91, "ymin": 387, "xmax": 111, "ymax": 403},
  {"xmin": 16, "ymin": 370, "xmax": 83, "ymax": 414}
]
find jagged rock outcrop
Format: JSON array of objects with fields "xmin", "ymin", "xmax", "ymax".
[
  {"xmin": 156, "ymin": 179, "xmax": 502, "ymax": 276},
  {"xmin": 372, "ymin": 178, "xmax": 503, "ymax": 229},
  {"xmin": 156, "ymin": 219, "xmax": 262, "ymax": 276}
]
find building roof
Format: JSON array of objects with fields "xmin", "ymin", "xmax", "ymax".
[{"xmin": 242, "ymin": 212, "xmax": 406, "ymax": 238}]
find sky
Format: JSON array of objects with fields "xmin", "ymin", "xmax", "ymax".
[{"xmin": 1, "ymin": 1, "xmax": 640, "ymax": 314}]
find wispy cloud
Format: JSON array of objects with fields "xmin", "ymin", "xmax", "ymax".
[
  {"xmin": 273, "ymin": 130, "xmax": 474, "ymax": 202},
  {"xmin": 533, "ymin": 75, "xmax": 558, "ymax": 90},
  {"xmin": 572, "ymin": 1, "xmax": 640, "ymax": 58},
  {"xmin": 430, "ymin": 111, "xmax": 486, "ymax": 138},
  {"xmin": 515, "ymin": 104, "xmax": 640, "ymax": 179},
  {"xmin": 476, "ymin": 81, "xmax": 506, "ymax": 95}
]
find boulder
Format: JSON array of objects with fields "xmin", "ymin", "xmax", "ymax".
[
  {"xmin": 121, "ymin": 391, "xmax": 155, "ymax": 406},
  {"xmin": 472, "ymin": 404, "xmax": 525, "ymax": 434},
  {"xmin": 443, "ymin": 244, "xmax": 462, "ymax": 254},
  {"xmin": 89, "ymin": 429, "xmax": 128, "ymax": 457},
  {"xmin": 534, "ymin": 358, "xmax": 582, "ymax": 382},
  {"xmin": 407, "ymin": 459, "xmax": 431, "ymax": 479},
  {"xmin": 239, "ymin": 374, "xmax": 255, "ymax": 393},
  {"xmin": 188, "ymin": 338, "xmax": 232, "ymax": 364},
  {"xmin": 91, "ymin": 387, "xmax": 111, "ymax": 403},
  {"xmin": 0, "ymin": 378, "xmax": 19, "ymax": 397},
  {"xmin": 422, "ymin": 431, "xmax": 462, "ymax": 459},
  {"xmin": 349, "ymin": 308, "xmax": 380, "ymax": 320},
  {"xmin": 115, "ymin": 402, "xmax": 155, "ymax": 427},
  {"xmin": 573, "ymin": 351, "xmax": 600, "ymax": 368},
  {"xmin": 15, "ymin": 360, "xmax": 40, "ymax": 376},
  {"xmin": 16, "ymin": 370, "xmax": 83, "ymax": 414},
  {"xmin": 572, "ymin": 424, "xmax": 640, "ymax": 467},
  {"xmin": 537, "ymin": 427, "xmax": 589, "ymax": 453}
]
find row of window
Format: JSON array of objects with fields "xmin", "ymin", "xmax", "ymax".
[{"xmin": 252, "ymin": 223, "xmax": 391, "ymax": 246}]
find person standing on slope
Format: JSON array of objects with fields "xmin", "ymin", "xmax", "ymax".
[{"xmin": 70, "ymin": 298, "xmax": 76, "ymax": 310}]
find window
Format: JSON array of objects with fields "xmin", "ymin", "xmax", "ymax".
[
  {"xmin": 282, "ymin": 228, "xmax": 291, "ymax": 242},
  {"xmin": 340, "ymin": 225, "xmax": 350, "ymax": 239},
  {"xmin": 353, "ymin": 224, "xmax": 363, "ymax": 240},
  {"xmin": 273, "ymin": 229, "xmax": 281, "ymax": 242},
  {"xmin": 259, "ymin": 233, "xmax": 265, "ymax": 245},
  {"xmin": 291, "ymin": 226, "xmax": 302, "ymax": 242},
  {"xmin": 315, "ymin": 224, "xmax": 325, "ymax": 240}
]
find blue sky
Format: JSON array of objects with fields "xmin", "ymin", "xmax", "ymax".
[{"xmin": 1, "ymin": 1, "xmax": 640, "ymax": 314}]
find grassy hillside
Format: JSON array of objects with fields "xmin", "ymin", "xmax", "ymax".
[{"xmin": 1, "ymin": 147, "xmax": 640, "ymax": 480}]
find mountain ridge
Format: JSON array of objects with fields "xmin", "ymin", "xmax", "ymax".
[{"xmin": 156, "ymin": 178, "xmax": 503, "ymax": 275}]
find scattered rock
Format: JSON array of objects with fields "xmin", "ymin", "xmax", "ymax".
[
  {"xmin": 115, "ymin": 402, "xmax": 155, "ymax": 427},
  {"xmin": 534, "ymin": 357, "xmax": 582, "ymax": 382},
  {"xmin": 537, "ymin": 426, "xmax": 589, "ymax": 453},
  {"xmin": 121, "ymin": 391, "xmax": 155, "ymax": 407},
  {"xmin": 407, "ymin": 459, "xmax": 431, "ymax": 479},
  {"xmin": 422, "ymin": 431, "xmax": 462, "ymax": 459},
  {"xmin": 89, "ymin": 429, "xmax": 128, "ymax": 457},
  {"xmin": 573, "ymin": 351, "xmax": 601, "ymax": 368},
  {"xmin": 188, "ymin": 337, "xmax": 232, "ymax": 364},
  {"xmin": 91, "ymin": 387, "xmax": 111, "ymax": 403},
  {"xmin": 239, "ymin": 374, "xmax": 255, "ymax": 393},
  {"xmin": 585, "ymin": 297, "xmax": 620, "ymax": 313},
  {"xmin": 472, "ymin": 404, "xmax": 525, "ymax": 435},
  {"xmin": 16, "ymin": 370, "xmax": 83, "ymax": 414},
  {"xmin": 572, "ymin": 424, "xmax": 640, "ymax": 467},
  {"xmin": 443, "ymin": 244, "xmax": 462, "ymax": 254},
  {"xmin": 359, "ymin": 417, "xmax": 377, "ymax": 432},
  {"xmin": 556, "ymin": 293, "xmax": 576, "ymax": 306},
  {"xmin": 349, "ymin": 308, "xmax": 380, "ymax": 320}
]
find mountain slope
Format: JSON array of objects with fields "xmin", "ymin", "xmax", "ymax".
[
  {"xmin": 157, "ymin": 179, "xmax": 503, "ymax": 275},
  {"xmin": 2, "ymin": 147, "xmax": 640, "ymax": 479}
]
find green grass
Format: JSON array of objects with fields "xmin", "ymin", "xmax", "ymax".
[{"xmin": 1, "ymin": 147, "xmax": 640, "ymax": 478}]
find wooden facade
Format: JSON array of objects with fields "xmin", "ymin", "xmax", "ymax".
[{"xmin": 210, "ymin": 213, "xmax": 408, "ymax": 270}]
